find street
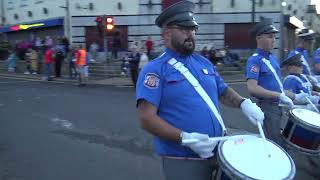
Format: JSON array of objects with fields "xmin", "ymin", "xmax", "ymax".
[{"xmin": 0, "ymin": 77, "xmax": 318, "ymax": 180}]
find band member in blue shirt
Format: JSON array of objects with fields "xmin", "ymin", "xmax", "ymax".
[
  {"xmin": 136, "ymin": 1, "xmax": 265, "ymax": 179},
  {"xmin": 246, "ymin": 18, "xmax": 308, "ymax": 148}
]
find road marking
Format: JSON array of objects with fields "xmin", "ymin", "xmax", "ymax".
[
  {"xmin": 0, "ymin": 104, "xmax": 3, "ymax": 106},
  {"xmin": 51, "ymin": 118, "xmax": 73, "ymax": 129},
  {"xmin": 17, "ymin": 99, "xmax": 23, "ymax": 102},
  {"xmin": 33, "ymin": 97, "xmax": 41, "ymax": 99}
]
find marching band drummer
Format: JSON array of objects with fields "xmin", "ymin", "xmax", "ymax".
[
  {"xmin": 282, "ymin": 53, "xmax": 320, "ymax": 105},
  {"xmin": 286, "ymin": 29, "xmax": 320, "ymax": 92},
  {"xmin": 136, "ymin": 1, "xmax": 265, "ymax": 179},
  {"xmin": 246, "ymin": 18, "xmax": 309, "ymax": 147},
  {"xmin": 287, "ymin": 29, "xmax": 315, "ymax": 76}
]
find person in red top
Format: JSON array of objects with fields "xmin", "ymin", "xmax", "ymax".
[
  {"xmin": 145, "ymin": 36, "xmax": 153, "ymax": 58},
  {"xmin": 44, "ymin": 48, "xmax": 54, "ymax": 81}
]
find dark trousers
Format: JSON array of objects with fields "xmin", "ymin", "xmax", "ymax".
[
  {"xmin": 258, "ymin": 102, "xmax": 286, "ymax": 148},
  {"xmin": 162, "ymin": 157, "xmax": 217, "ymax": 180},
  {"xmin": 130, "ymin": 69, "xmax": 138, "ymax": 87},
  {"xmin": 55, "ymin": 59, "xmax": 63, "ymax": 77},
  {"xmin": 69, "ymin": 61, "xmax": 77, "ymax": 78}
]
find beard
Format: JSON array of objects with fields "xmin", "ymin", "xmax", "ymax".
[{"xmin": 171, "ymin": 37, "xmax": 195, "ymax": 56}]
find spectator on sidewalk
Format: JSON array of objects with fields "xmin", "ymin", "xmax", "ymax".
[
  {"xmin": 208, "ymin": 47, "xmax": 218, "ymax": 65},
  {"xmin": 75, "ymin": 44, "xmax": 87, "ymax": 86},
  {"xmin": 24, "ymin": 48, "xmax": 32, "ymax": 74},
  {"xmin": 44, "ymin": 48, "xmax": 55, "ymax": 81},
  {"xmin": 112, "ymin": 32, "xmax": 121, "ymax": 60},
  {"xmin": 145, "ymin": 36, "xmax": 154, "ymax": 58},
  {"xmin": 120, "ymin": 52, "xmax": 130, "ymax": 76},
  {"xmin": 54, "ymin": 46, "xmax": 65, "ymax": 77},
  {"xmin": 139, "ymin": 47, "xmax": 149, "ymax": 71},
  {"xmin": 201, "ymin": 46, "xmax": 209, "ymax": 59},
  {"xmin": 7, "ymin": 49, "xmax": 17, "ymax": 73},
  {"xmin": 89, "ymin": 41, "xmax": 99, "ymax": 61},
  {"xmin": 221, "ymin": 46, "xmax": 240, "ymax": 67},
  {"xmin": 30, "ymin": 48, "xmax": 39, "ymax": 74},
  {"xmin": 128, "ymin": 45, "xmax": 140, "ymax": 87},
  {"xmin": 69, "ymin": 46, "xmax": 78, "ymax": 79}
]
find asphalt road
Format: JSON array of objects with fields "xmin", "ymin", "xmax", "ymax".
[{"xmin": 0, "ymin": 77, "xmax": 318, "ymax": 180}]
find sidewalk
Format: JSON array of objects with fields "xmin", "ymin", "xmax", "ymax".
[{"xmin": 0, "ymin": 72, "xmax": 246, "ymax": 87}]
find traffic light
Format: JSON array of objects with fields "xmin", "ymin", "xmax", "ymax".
[
  {"xmin": 105, "ymin": 16, "xmax": 114, "ymax": 31},
  {"xmin": 95, "ymin": 16, "xmax": 103, "ymax": 36}
]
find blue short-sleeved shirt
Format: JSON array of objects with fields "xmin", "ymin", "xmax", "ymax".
[
  {"xmin": 136, "ymin": 48, "xmax": 228, "ymax": 158},
  {"xmin": 283, "ymin": 74, "xmax": 311, "ymax": 94},
  {"xmin": 246, "ymin": 48, "xmax": 282, "ymax": 100},
  {"xmin": 288, "ymin": 48, "xmax": 311, "ymax": 75},
  {"xmin": 313, "ymin": 48, "xmax": 320, "ymax": 64}
]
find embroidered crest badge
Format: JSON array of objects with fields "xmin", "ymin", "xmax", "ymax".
[
  {"xmin": 144, "ymin": 73, "xmax": 160, "ymax": 89},
  {"xmin": 250, "ymin": 65, "xmax": 259, "ymax": 74}
]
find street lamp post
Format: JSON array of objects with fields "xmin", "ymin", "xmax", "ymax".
[
  {"xmin": 59, "ymin": 0, "xmax": 72, "ymax": 44},
  {"xmin": 280, "ymin": 1, "xmax": 286, "ymax": 61}
]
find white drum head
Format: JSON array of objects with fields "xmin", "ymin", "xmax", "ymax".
[
  {"xmin": 221, "ymin": 135, "xmax": 293, "ymax": 179},
  {"xmin": 292, "ymin": 108, "xmax": 320, "ymax": 127}
]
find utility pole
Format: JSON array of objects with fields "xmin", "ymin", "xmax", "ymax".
[
  {"xmin": 1, "ymin": 0, "xmax": 5, "ymax": 26},
  {"xmin": 66, "ymin": 0, "xmax": 72, "ymax": 44},
  {"xmin": 251, "ymin": 0, "xmax": 256, "ymax": 24},
  {"xmin": 60, "ymin": 0, "xmax": 72, "ymax": 43},
  {"xmin": 102, "ymin": 15, "xmax": 109, "ymax": 62}
]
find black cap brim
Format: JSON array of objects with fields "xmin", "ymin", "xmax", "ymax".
[{"xmin": 281, "ymin": 54, "xmax": 303, "ymax": 67}]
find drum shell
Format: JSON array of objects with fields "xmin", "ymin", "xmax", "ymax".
[
  {"xmin": 282, "ymin": 109, "xmax": 320, "ymax": 155},
  {"xmin": 215, "ymin": 135, "xmax": 295, "ymax": 180}
]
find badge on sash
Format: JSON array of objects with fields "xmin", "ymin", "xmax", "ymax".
[
  {"xmin": 144, "ymin": 73, "xmax": 160, "ymax": 89},
  {"xmin": 202, "ymin": 69, "xmax": 208, "ymax": 74}
]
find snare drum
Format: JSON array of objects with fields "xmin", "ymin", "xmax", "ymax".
[
  {"xmin": 282, "ymin": 108, "xmax": 320, "ymax": 155},
  {"xmin": 215, "ymin": 135, "xmax": 295, "ymax": 180}
]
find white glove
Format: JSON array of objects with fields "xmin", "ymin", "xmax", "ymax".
[
  {"xmin": 240, "ymin": 99, "xmax": 264, "ymax": 125},
  {"xmin": 181, "ymin": 132, "xmax": 217, "ymax": 158},
  {"xmin": 308, "ymin": 95, "xmax": 320, "ymax": 104},
  {"xmin": 279, "ymin": 93, "xmax": 294, "ymax": 108},
  {"xmin": 294, "ymin": 92, "xmax": 309, "ymax": 104}
]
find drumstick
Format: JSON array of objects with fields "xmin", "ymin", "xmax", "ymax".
[
  {"xmin": 182, "ymin": 135, "xmax": 247, "ymax": 144},
  {"xmin": 257, "ymin": 121, "xmax": 271, "ymax": 158},
  {"xmin": 300, "ymin": 90, "xmax": 319, "ymax": 113},
  {"xmin": 306, "ymin": 97, "xmax": 319, "ymax": 113}
]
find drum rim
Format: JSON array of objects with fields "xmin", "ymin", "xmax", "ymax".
[
  {"xmin": 289, "ymin": 109, "xmax": 320, "ymax": 131},
  {"xmin": 217, "ymin": 135, "xmax": 296, "ymax": 180}
]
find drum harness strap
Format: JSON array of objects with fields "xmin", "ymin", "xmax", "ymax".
[
  {"xmin": 295, "ymin": 51, "xmax": 312, "ymax": 75},
  {"xmin": 283, "ymin": 74, "xmax": 312, "ymax": 95},
  {"xmin": 261, "ymin": 57, "xmax": 284, "ymax": 94},
  {"xmin": 168, "ymin": 58, "xmax": 226, "ymax": 134}
]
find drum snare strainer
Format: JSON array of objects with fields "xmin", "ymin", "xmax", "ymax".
[{"xmin": 216, "ymin": 135, "xmax": 295, "ymax": 180}]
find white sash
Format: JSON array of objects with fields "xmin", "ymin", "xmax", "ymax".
[
  {"xmin": 261, "ymin": 58, "xmax": 284, "ymax": 93},
  {"xmin": 167, "ymin": 58, "xmax": 226, "ymax": 133},
  {"xmin": 283, "ymin": 74, "xmax": 312, "ymax": 95}
]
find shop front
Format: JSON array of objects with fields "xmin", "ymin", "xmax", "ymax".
[{"xmin": 0, "ymin": 18, "xmax": 64, "ymax": 45}]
